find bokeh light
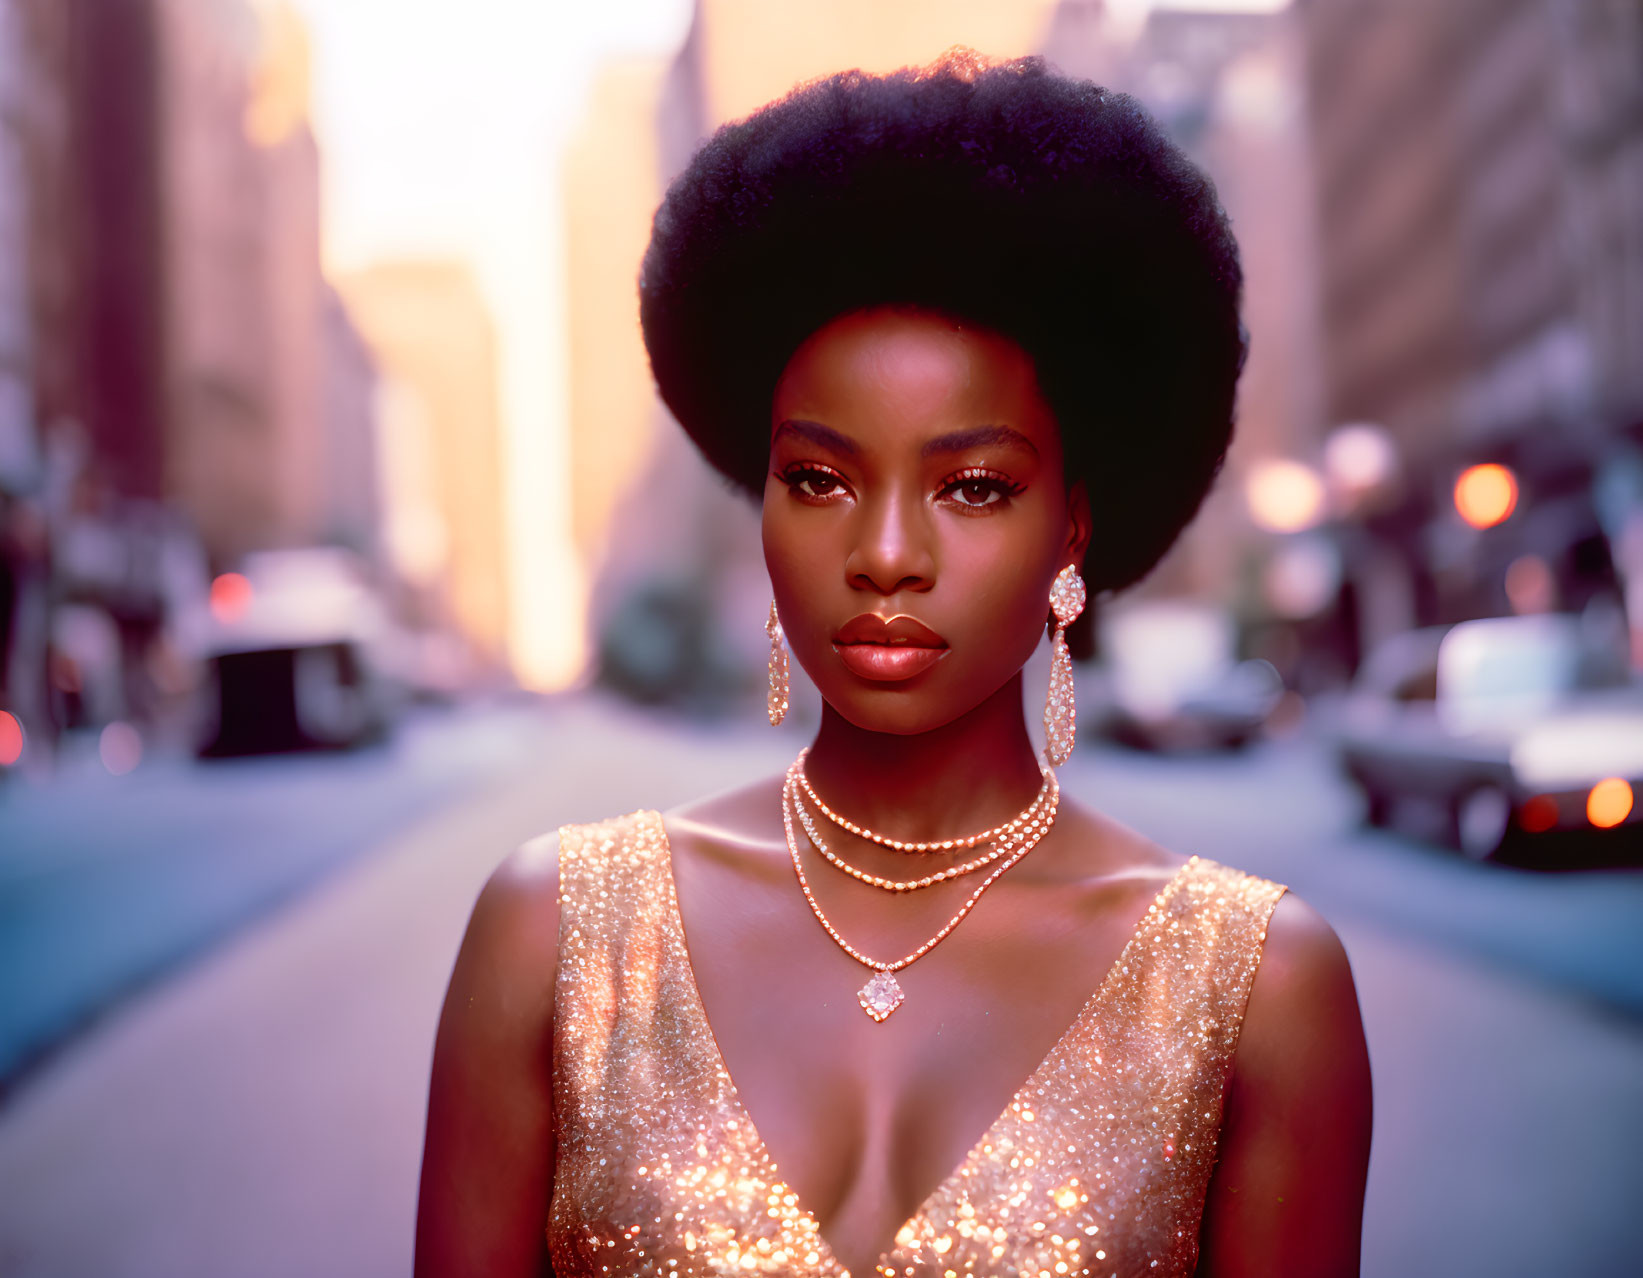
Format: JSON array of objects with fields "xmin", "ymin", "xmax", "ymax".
[
  {"xmin": 210, "ymin": 572, "xmax": 255, "ymax": 624},
  {"xmin": 1586, "ymin": 778, "xmax": 1633, "ymax": 829},
  {"xmin": 1454, "ymin": 463, "xmax": 1519, "ymax": 529},
  {"xmin": 98, "ymin": 721, "xmax": 143, "ymax": 776},
  {"xmin": 1504, "ymin": 554, "xmax": 1556, "ymax": 614},
  {"xmin": 1518, "ymin": 794, "xmax": 1559, "ymax": 834},
  {"xmin": 1245, "ymin": 459, "xmax": 1326, "ymax": 533},
  {"xmin": 1324, "ymin": 423, "xmax": 1398, "ymax": 499},
  {"xmin": 0, "ymin": 710, "xmax": 23, "ymax": 766}
]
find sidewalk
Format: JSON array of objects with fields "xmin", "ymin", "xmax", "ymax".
[{"xmin": 0, "ymin": 699, "xmax": 1638, "ymax": 1277}]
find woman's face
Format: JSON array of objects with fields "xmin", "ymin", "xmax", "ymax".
[{"xmin": 763, "ymin": 306, "xmax": 1090, "ymax": 735}]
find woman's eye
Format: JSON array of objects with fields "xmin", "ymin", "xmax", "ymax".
[
  {"xmin": 941, "ymin": 473, "xmax": 1018, "ymax": 509},
  {"xmin": 782, "ymin": 467, "xmax": 847, "ymax": 499},
  {"xmin": 951, "ymin": 480, "xmax": 1003, "ymax": 507}
]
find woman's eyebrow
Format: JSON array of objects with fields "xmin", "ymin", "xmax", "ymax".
[
  {"xmin": 921, "ymin": 425, "xmax": 1040, "ymax": 458},
  {"xmin": 771, "ymin": 419, "xmax": 860, "ymax": 456},
  {"xmin": 772, "ymin": 420, "xmax": 1039, "ymax": 459}
]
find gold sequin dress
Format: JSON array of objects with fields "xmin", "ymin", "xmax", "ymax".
[{"xmin": 547, "ymin": 809, "xmax": 1286, "ymax": 1278}]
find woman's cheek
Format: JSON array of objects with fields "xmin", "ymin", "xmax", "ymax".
[
  {"xmin": 763, "ymin": 526, "xmax": 817, "ymax": 601},
  {"xmin": 955, "ymin": 534, "xmax": 1053, "ymax": 610},
  {"xmin": 761, "ymin": 501, "xmax": 802, "ymax": 578}
]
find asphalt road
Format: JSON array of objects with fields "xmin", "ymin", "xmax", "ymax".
[{"xmin": 0, "ymin": 694, "xmax": 562, "ymax": 1087}]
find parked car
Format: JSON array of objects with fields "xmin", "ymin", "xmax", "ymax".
[
  {"xmin": 1092, "ymin": 601, "xmax": 1284, "ymax": 751},
  {"xmin": 1335, "ymin": 613, "xmax": 1643, "ymax": 860},
  {"xmin": 190, "ymin": 548, "xmax": 403, "ymax": 755}
]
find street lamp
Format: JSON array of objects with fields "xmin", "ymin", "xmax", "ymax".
[
  {"xmin": 1246, "ymin": 458, "xmax": 1326, "ymax": 533},
  {"xmin": 1324, "ymin": 423, "xmax": 1398, "ymax": 508},
  {"xmin": 1454, "ymin": 463, "xmax": 1518, "ymax": 529}
]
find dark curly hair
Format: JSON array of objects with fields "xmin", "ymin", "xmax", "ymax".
[{"xmin": 639, "ymin": 49, "xmax": 1245, "ymax": 595}]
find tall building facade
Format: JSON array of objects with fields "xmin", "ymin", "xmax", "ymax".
[
  {"xmin": 1301, "ymin": 0, "xmax": 1643, "ymax": 450},
  {"xmin": 0, "ymin": 0, "xmax": 36, "ymax": 496},
  {"xmin": 13, "ymin": 0, "xmax": 344, "ymax": 566},
  {"xmin": 319, "ymin": 286, "xmax": 384, "ymax": 563},
  {"xmin": 1299, "ymin": 0, "xmax": 1643, "ymax": 634},
  {"xmin": 563, "ymin": 55, "xmax": 672, "ymax": 575},
  {"xmin": 155, "ymin": 0, "xmax": 278, "ymax": 561},
  {"xmin": 1, "ymin": 0, "xmax": 78, "ymax": 498},
  {"xmin": 246, "ymin": 0, "xmax": 326, "ymax": 552},
  {"xmin": 339, "ymin": 261, "xmax": 511, "ymax": 673}
]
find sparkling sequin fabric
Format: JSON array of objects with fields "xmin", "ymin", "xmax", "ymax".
[{"xmin": 548, "ymin": 809, "xmax": 1287, "ymax": 1278}]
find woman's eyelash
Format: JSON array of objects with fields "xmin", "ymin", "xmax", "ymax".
[
  {"xmin": 939, "ymin": 468, "xmax": 1024, "ymax": 508},
  {"xmin": 777, "ymin": 464, "xmax": 847, "ymax": 498},
  {"xmin": 775, "ymin": 463, "xmax": 1024, "ymax": 507}
]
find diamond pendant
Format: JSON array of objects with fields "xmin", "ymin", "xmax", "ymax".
[{"xmin": 858, "ymin": 970, "xmax": 905, "ymax": 1022}]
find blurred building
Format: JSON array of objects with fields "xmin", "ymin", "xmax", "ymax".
[
  {"xmin": 0, "ymin": 0, "xmax": 36, "ymax": 495},
  {"xmin": 16, "ymin": 0, "xmax": 353, "ymax": 567},
  {"xmin": 338, "ymin": 261, "xmax": 511, "ymax": 674},
  {"xmin": 156, "ymin": 0, "xmax": 277, "ymax": 560},
  {"xmin": 53, "ymin": 0, "xmax": 172, "ymax": 504},
  {"xmin": 0, "ymin": 0, "xmax": 186, "ymax": 753},
  {"xmin": 245, "ymin": 0, "xmax": 327, "ymax": 553},
  {"xmin": 1299, "ymin": 0, "xmax": 1643, "ymax": 645},
  {"xmin": 0, "ymin": 0, "xmax": 51, "ymax": 739},
  {"xmin": 0, "ymin": 0, "xmax": 392, "ymax": 763},
  {"xmin": 563, "ymin": 56, "xmax": 672, "ymax": 578},
  {"xmin": 1303, "ymin": 0, "xmax": 1643, "ymax": 448},
  {"xmin": 2, "ymin": 0, "xmax": 72, "ymax": 492},
  {"xmin": 319, "ymin": 286, "xmax": 384, "ymax": 563}
]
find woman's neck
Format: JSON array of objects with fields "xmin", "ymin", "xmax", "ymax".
[{"xmin": 801, "ymin": 671, "xmax": 1047, "ymax": 845}]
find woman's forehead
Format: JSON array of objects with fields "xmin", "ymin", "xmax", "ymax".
[{"xmin": 770, "ymin": 308, "xmax": 1056, "ymax": 452}]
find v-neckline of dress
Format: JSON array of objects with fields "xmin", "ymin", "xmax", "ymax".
[{"xmin": 650, "ymin": 809, "xmax": 1199, "ymax": 1277}]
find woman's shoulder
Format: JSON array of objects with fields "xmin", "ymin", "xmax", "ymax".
[
  {"xmin": 496, "ymin": 805, "xmax": 680, "ymax": 888},
  {"xmin": 457, "ymin": 807, "xmax": 662, "ymax": 997},
  {"xmin": 1197, "ymin": 885, "xmax": 1373, "ymax": 1265},
  {"xmin": 1222, "ymin": 883, "xmax": 1366, "ymax": 1119},
  {"xmin": 1244, "ymin": 889, "xmax": 1359, "ymax": 1025},
  {"xmin": 455, "ymin": 833, "xmax": 567, "ymax": 997}
]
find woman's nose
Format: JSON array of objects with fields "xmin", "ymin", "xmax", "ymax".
[{"xmin": 845, "ymin": 487, "xmax": 935, "ymax": 595}]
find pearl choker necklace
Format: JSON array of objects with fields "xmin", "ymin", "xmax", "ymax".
[{"xmin": 792, "ymin": 745, "xmax": 1054, "ymax": 852}]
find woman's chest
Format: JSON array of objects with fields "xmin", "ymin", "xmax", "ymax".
[
  {"xmin": 682, "ymin": 884, "xmax": 1155, "ymax": 1211},
  {"xmin": 548, "ymin": 1000, "xmax": 1225, "ymax": 1278}
]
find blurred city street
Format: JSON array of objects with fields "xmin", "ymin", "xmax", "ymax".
[{"xmin": 0, "ymin": 692, "xmax": 1639, "ymax": 1278}]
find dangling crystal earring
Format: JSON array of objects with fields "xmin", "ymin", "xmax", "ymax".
[
  {"xmin": 1044, "ymin": 565, "xmax": 1086, "ymax": 766},
  {"xmin": 766, "ymin": 599, "xmax": 789, "ymax": 726}
]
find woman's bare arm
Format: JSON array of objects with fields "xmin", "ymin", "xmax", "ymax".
[
  {"xmin": 1194, "ymin": 893, "xmax": 1374, "ymax": 1278},
  {"xmin": 414, "ymin": 833, "xmax": 564, "ymax": 1278}
]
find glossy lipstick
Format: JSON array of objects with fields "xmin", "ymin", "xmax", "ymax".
[{"xmin": 832, "ymin": 613, "xmax": 949, "ymax": 683}]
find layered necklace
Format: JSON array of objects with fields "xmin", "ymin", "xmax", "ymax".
[{"xmin": 782, "ymin": 746, "xmax": 1060, "ymax": 1022}]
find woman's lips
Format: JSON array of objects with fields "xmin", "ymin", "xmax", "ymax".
[{"xmin": 832, "ymin": 641, "xmax": 949, "ymax": 682}]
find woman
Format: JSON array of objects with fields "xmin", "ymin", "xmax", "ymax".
[{"xmin": 415, "ymin": 51, "xmax": 1372, "ymax": 1278}]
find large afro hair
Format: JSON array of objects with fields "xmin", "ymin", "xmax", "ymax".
[{"xmin": 639, "ymin": 49, "xmax": 1246, "ymax": 595}]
